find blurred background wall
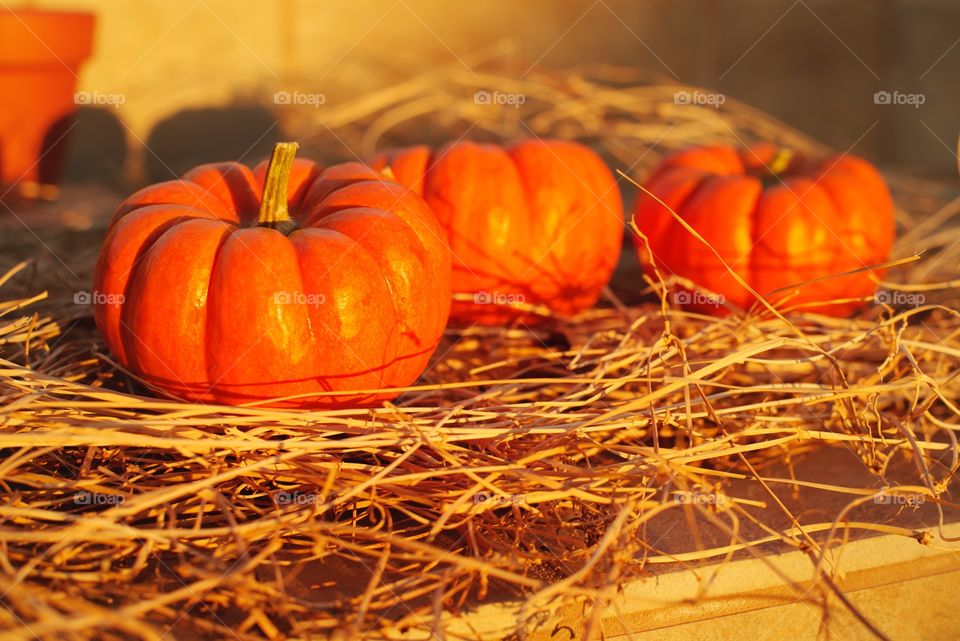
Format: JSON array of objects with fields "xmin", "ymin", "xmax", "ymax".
[{"xmin": 19, "ymin": 0, "xmax": 960, "ymax": 184}]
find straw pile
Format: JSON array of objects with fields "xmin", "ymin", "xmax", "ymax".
[{"xmin": 1, "ymin": 52, "xmax": 960, "ymax": 640}]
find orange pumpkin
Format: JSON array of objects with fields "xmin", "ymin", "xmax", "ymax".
[
  {"xmin": 373, "ymin": 140, "xmax": 624, "ymax": 324},
  {"xmin": 93, "ymin": 142, "xmax": 451, "ymax": 407},
  {"xmin": 632, "ymin": 143, "xmax": 895, "ymax": 315}
]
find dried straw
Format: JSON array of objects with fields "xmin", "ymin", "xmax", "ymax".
[{"xmin": 1, "ymin": 52, "xmax": 959, "ymax": 640}]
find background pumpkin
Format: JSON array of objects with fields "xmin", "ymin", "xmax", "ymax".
[
  {"xmin": 93, "ymin": 143, "xmax": 451, "ymax": 408},
  {"xmin": 632, "ymin": 143, "xmax": 895, "ymax": 315},
  {"xmin": 373, "ymin": 139, "xmax": 624, "ymax": 324}
]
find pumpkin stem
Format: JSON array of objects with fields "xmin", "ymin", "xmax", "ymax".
[
  {"xmin": 258, "ymin": 141, "xmax": 299, "ymax": 232},
  {"xmin": 768, "ymin": 148, "xmax": 793, "ymax": 176}
]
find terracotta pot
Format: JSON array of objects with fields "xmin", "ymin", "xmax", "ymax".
[{"xmin": 0, "ymin": 10, "xmax": 95, "ymax": 196}]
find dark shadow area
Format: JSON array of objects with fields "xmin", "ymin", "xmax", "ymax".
[
  {"xmin": 37, "ymin": 112, "xmax": 75, "ymax": 186},
  {"xmin": 57, "ymin": 106, "xmax": 128, "ymax": 188},
  {"xmin": 144, "ymin": 105, "xmax": 280, "ymax": 183}
]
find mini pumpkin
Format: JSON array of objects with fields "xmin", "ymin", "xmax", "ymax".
[
  {"xmin": 372, "ymin": 140, "xmax": 624, "ymax": 324},
  {"xmin": 93, "ymin": 142, "xmax": 451, "ymax": 407},
  {"xmin": 632, "ymin": 143, "xmax": 895, "ymax": 315}
]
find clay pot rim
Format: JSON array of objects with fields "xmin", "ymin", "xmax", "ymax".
[
  {"xmin": 0, "ymin": 9, "xmax": 95, "ymax": 20},
  {"xmin": 0, "ymin": 9, "xmax": 95, "ymax": 65}
]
